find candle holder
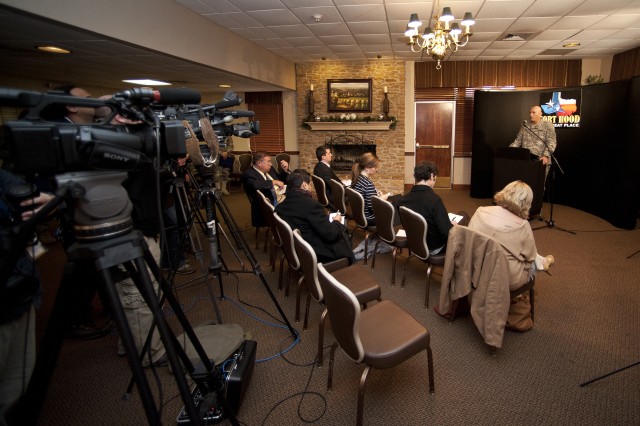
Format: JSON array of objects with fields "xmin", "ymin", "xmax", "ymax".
[
  {"xmin": 308, "ymin": 90, "xmax": 315, "ymax": 116},
  {"xmin": 383, "ymin": 92, "xmax": 390, "ymax": 118}
]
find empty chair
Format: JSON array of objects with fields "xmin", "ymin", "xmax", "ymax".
[
  {"xmin": 272, "ymin": 212, "xmax": 301, "ymax": 297},
  {"xmin": 317, "ymin": 263, "xmax": 435, "ymax": 426},
  {"xmin": 370, "ymin": 195, "xmax": 408, "ymax": 285},
  {"xmin": 256, "ymin": 191, "xmax": 282, "ymax": 276},
  {"xmin": 237, "ymin": 153, "xmax": 253, "ymax": 174},
  {"xmin": 398, "ymin": 206, "xmax": 446, "ymax": 308},
  {"xmin": 345, "ymin": 186, "xmax": 377, "ymax": 265},
  {"xmin": 311, "ymin": 174, "xmax": 333, "ymax": 210},
  {"xmin": 292, "ymin": 229, "xmax": 381, "ymax": 365}
]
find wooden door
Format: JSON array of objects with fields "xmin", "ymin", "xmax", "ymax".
[{"xmin": 415, "ymin": 101, "xmax": 454, "ymax": 188}]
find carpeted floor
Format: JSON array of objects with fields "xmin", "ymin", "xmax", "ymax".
[{"xmin": 25, "ymin": 187, "xmax": 640, "ymax": 425}]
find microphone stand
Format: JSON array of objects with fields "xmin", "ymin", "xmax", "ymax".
[{"xmin": 520, "ymin": 121, "xmax": 575, "ymax": 235}]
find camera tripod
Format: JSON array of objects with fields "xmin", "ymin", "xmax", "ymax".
[{"xmin": 11, "ymin": 169, "xmax": 293, "ymax": 425}]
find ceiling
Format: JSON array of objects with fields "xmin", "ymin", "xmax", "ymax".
[{"xmin": 1, "ymin": 0, "xmax": 639, "ymax": 94}]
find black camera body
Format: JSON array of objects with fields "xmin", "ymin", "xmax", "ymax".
[{"xmin": 0, "ymin": 87, "xmax": 189, "ymax": 175}]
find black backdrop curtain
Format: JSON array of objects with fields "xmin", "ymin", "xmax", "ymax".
[{"xmin": 471, "ymin": 77, "xmax": 640, "ymax": 230}]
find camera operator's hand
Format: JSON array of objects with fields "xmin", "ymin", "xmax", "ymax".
[
  {"xmin": 20, "ymin": 192, "xmax": 56, "ymax": 220},
  {"xmin": 177, "ymin": 154, "xmax": 189, "ymax": 168}
]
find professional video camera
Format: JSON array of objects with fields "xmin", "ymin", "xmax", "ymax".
[
  {"xmin": 174, "ymin": 91, "xmax": 259, "ymax": 171},
  {"xmin": 0, "ymin": 87, "xmax": 198, "ymax": 175}
]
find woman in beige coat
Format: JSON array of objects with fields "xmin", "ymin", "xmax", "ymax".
[{"xmin": 468, "ymin": 180, "xmax": 554, "ymax": 285}]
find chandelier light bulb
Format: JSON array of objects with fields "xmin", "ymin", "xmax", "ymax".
[{"xmin": 406, "ymin": 3, "xmax": 475, "ymax": 70}]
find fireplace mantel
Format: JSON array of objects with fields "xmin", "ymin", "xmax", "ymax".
[{"xmin": 304, "ymin": 121, "xmax": 392, "ymax": 131}]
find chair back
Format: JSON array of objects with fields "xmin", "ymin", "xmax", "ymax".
[
  {"xmin": 272, "ymin": 212, "xmax": 300, "ymax": 270},
  {"xmin": 230, "ymin": 154, "xmax": 241, "ymax": 174},
  {"xmin": 275, "ymin": 153, "xmax": 291, "ymax": 174},
  {"xmin": 329, "ymin": 179, "xmax": 347, "ymax": 213},
  {"xmin": 398, "ymin": 206, "xmax": 429, "ymax": 260},
  {"xmin": 238, "ymin": 153, "xmax": 253, "ymax": 173},
  {"xmin": 371, "ymin": 195, "xmax": 397, "ymax": 243},
  {"xmin": 292, "ymin": 229, "xmax": 322, "ymax": 303},
  {"xmin": 345, "ymin": 186, "xmax": 367, "ymax": 228},
  {"xmin": 311, "ymin": 174, "xmax": 330, "ymax": 207},
  {"xmin": 257, "ymin": 191, "xmax": 281, "ymax": 247},
  {"xmin": 317, "ymin": 263, "xmax": 364, "ymax": 363}
]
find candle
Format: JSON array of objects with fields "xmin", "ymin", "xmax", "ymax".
[
  {"xmin": 384, "ymin": 85, "xmax": 388, "ymax": 93},
  {"xmin": 310, "ymin": 84, "xmax": 314, "ymax": 91}
]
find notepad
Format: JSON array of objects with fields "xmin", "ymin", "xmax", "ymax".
[
  {"xmin": 329, "ymin": 212, "xmax": 345, "ymax": 224},
  {"xmin": 448, "ymin": 213, "xmax": 463, "ymax": 223}
]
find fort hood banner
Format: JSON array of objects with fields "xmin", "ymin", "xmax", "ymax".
[{"xmin": 539, "ymin": 90, "xmax": 581, "ymax": 128}]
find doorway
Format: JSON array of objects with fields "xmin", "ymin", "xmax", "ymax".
[{"xmin": 414, "ymin": 101, "xmax": 455, "ymax": 188}]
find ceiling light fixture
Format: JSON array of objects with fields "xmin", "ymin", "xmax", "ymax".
[
  {"xmin": 123, "ymin": 79, "xmax": 171, "ymax": 86},
  {"xmin": 563, "ymin": 42, "xmax": 581, "ymax": 48},
  {"xmin": 37, "ymin": 45, "xmax": 71, "ymax": 54},
  {"xmin": 218, "ymin": 84, "xmax": 231, "ymax": 88},
  {"xmin": 405, "ymin": 1, "xmax": 475, "ymax": 70}
]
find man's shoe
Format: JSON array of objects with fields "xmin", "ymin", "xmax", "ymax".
[
  {"xmin": 175, "ymin": 263, "xmax": 195, "ymax": 275},
  {"xmin": 66, "ymin": 321, "xmax": 111, "ymax": 340}
]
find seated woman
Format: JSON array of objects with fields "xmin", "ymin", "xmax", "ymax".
[
  {"xmin": 468, "ymin": 180, "xmax": 554, "ymax": 286},
  {"xmin": 351, "ymin": 152, "xmax": 390, "ymax": 226}
]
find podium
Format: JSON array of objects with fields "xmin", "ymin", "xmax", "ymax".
[{"xmin": 492, "ymin": 147, "xmax": 545, "ymax": 218}]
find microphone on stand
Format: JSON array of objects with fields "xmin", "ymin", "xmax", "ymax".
[{"xmin": 522, "ymin": 120, "xmax": 528, "ymax": 127}]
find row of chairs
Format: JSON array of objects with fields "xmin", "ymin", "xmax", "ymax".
[
  {"xmin": 318, "ymin": 179, "xmax": 536, "ymax": 351},
  {"xmin": 255, "ymin": 189, "xmax": 435, "ymax": 426}
]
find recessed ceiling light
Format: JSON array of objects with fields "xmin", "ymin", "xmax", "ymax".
[
  {"xmin": 218, "ymin": 84, "xmax": 232, "ymax": 88},
  {"xmin": 122, "ymin": 79, "xmax": 171, "ymax": 86},
  {"xmin": 563, "ymin": 42, "xmax": 581, "ymax": 48},
  {"xmin": 37, "ymin": 45, "xmax": 71, "ymax": 54}
]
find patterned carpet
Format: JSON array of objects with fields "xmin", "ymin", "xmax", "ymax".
[{"xmin": 26, "ymin": 188, "xmax": 640, "ymax": 425}]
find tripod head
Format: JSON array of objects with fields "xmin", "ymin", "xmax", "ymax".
[{"xmin": 55, "ymin": 171, "xmax": 134, "ymax": 241}]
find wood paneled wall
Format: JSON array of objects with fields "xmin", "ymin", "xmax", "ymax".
[
  {"xmin": 415, "ymin": 60, "xmax": 582, "ymax": 88},
  {"xmin": 611, "ymin": 47, "xmax": 640, "ymax": 81}
]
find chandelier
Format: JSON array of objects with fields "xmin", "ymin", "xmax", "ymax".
[{"xmin": 405, "ymin": 2, "xmax": 475, "ymax": 70}]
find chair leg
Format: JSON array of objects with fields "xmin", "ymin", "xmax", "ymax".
[
  {"xmin": 425, "ymin": 264, "xmax": 433, "ymax": 308},
  {"xmin": 363, "ymin": 231, "xmax": 370, "ymax": 266},
  {"xmin": 426, "ymin": 346, "xmax": 435, "ymax": 394},
  {"xmin": 295, "ymin": 276, "xmax": 304, "ymax": 322},
  {"xmin": 303, "ymin": 293, "xmax": 312, "ymax": 330},
  {"xmin": 400, "ymin": 256, "xmax": 412, "ymax": 288},
  {"xmin": 278, "ymin": 255, "xmax": 286, "ymax": 291},
  {"xmin": 327, "ymin": 342, "xmax": 338, "ymax": 388},
  {"xmin": 390, "ymin": 248, "xmax": 398, "ymax": 285},
  {"xmin": 255, "ymin": 227, "xmax": 260, "ymax": 250},
  {"xmin": 317, "ymin": 308, "xmax": 328, "ymax": 366},
  {"xmin": 263, "ymin": 228, "xmax": 270, "ymax": 252},
  {"xmin": 370, "ymin": 239, "xmax": 381, "ymax": 270},
  {"xmin": 529, "ymin": 288, "xmax": 535, "ymax": 321},
  {"xmin": 357, "ymin": 365, "xmax": 372, "ymax": 426}
]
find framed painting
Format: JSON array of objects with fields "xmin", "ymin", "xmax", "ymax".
[{"xmin": 327, "ymin": 79, "xmax": 372, "ymax": 112}]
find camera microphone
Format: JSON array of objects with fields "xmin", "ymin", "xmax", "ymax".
[
  {"xmin": 522, "ymin": 120, "xmax": 528, "ymax": 127},
  {"xmin": 115, "ymin": 88, "xmax": 201, "ymax": 105},
  {"xmin": 225, "ymin": 110, "xmax": 255, "ymax": 118}
]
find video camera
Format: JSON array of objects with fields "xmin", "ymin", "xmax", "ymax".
[
  {"xmin": 0, "ymin": 87, "xmax": 197, "ymax": 175},
  {"xmin": 167, "ymin": 91, "xmax": 259, "ymax": 171}
]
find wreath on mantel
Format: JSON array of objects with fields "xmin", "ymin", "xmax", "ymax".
[{"xmin": 302, "ymin": 114, "xmax": 397, "ymax": 130}]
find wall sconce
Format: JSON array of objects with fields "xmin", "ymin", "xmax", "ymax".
[
  {"xmin": 383, "ymin": 86, "xmax": 389, "ymax": 118},
  {"xmin": 308, "ymin": 84, "xmax": 315, "ymax": 116}
]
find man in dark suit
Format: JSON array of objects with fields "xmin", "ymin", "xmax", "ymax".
[
  {"xmin": 241, "ymin": 151, "xmax": 288, "ymax": 228},
  {"xmin": 312, "ymin": 146, "xmax": 342, "ymax": 197},
  {"xmin": 275, "ymin": 169, "xmax": 354, "ymax": 264},
  {"xmin": 398, "ymin": 162, "xmax": 468, "ymax": 255}
]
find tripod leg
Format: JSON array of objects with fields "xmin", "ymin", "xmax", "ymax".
[{"xmin": 213, "ymin": 192, "xmax": 298, "ymax": 338}]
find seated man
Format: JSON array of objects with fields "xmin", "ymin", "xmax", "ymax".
[
  {"xmin": 275, "ymin": 169, "xmax": 354, "ymax": 264},
  {"xmin": 398, "ymin": 162, "xmax": 468, "ymax": 254},
  {"xmin": 241, "ymin": 152, "xmax": 288, "ymax": 228},
  {"xmin": 313, "ymin": 146, "xmax": 343, "ymax": 197}
]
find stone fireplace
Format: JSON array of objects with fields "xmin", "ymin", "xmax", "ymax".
[{"xmin": 327, "ymin": 134, "xmax": 376, "ymax": 172}]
